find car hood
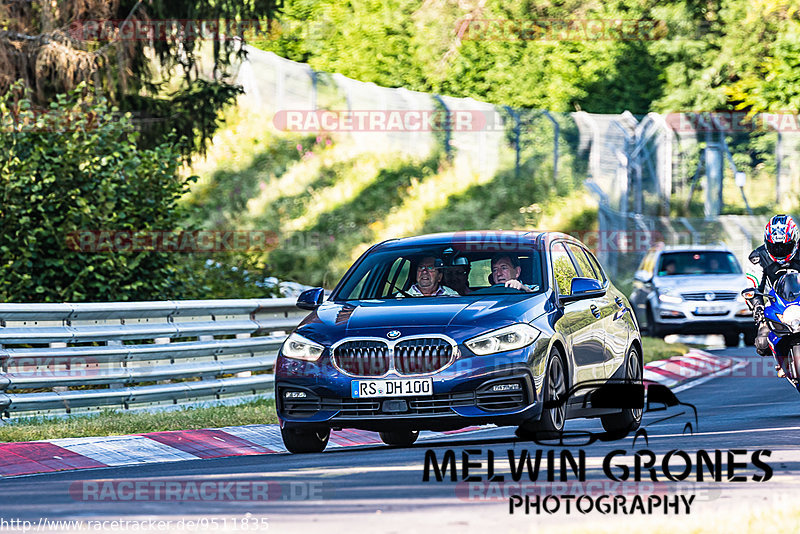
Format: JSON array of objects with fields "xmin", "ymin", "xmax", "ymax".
[
  {"xmin": 653, "ymin": 273, "xmax": 747, "ymax": 293},
  {"xmin": 294, "ymin": 294, "xmax": 549, "ymax": 344}
]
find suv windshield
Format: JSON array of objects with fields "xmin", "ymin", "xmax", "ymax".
[
  {"xmin": 333, "ymin": 244, "xmax": 545, "ymax": 300},
  {"xmin": 656, "ymin": 251, "xmax": 741, "ymax": 276}
]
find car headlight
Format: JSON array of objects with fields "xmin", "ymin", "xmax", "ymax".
[
  {"xmin": 281, "ymin": 333, "xmax": 324, "ymax": 361},
  {"xmin": 657, "ymin": 287, "xmax": 683, "ymax": 304},
  {"xmin": 464, "ymin": 323, "xmax": 540, "ymax": 356},
  {"xmin": 778, "ymin": 305, "xmax": 800, "ymax": 333}
]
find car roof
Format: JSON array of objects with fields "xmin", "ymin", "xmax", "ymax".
[
  {"xmin": 373, "ymin": 231, "xmax": 584, "ymax": 250},
  {"xmin": 651, "ymin": 243, "xmax": 734, "ymax": 254}
]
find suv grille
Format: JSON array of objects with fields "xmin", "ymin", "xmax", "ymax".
[
  {"xmin": 333, "ymin": 340, "xmax": 391, "ymax": 376},
  {"xmin": 681, "ymin": 291, "xmax": 737, "ymax": 301},
  {"xmin": 394, "ymin": 338, "xmax": 454, "ymax": 374}
]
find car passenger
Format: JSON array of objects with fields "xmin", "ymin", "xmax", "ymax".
[
  {"xmin": 661, "ymin": 259, "xmax": 677, "ymax": 275},
  {"xmin": 491, "ymin": 254, "xmax": 535, "ymax": 293},
  {"xmin": 442, "ymin": 262, "xmax": 472, "ymax": 295},
  {"xmin": 407, "ymin": 256, "xmax": 459, "ymax": 296}
]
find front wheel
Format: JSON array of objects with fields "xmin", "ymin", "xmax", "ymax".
[
  {"xmin": 724, "ymin": 332, "xmax": 740, "ymax": 348},
  {"xmin": 744, "ymin": 329, "xmax": 756, "ymax": 346},
  {"xmin": 379, "ymin": 430, "xmax": 419, "ymax": 447},
  {"xmin": 644, "ymin": 305, "xmax": 662, "ymax": 338},
  {"xmin": 601, "ymin": 345, "xmax": 643, "ymax": 438},
  {"xmin": 281, "ymin": 426, "xmax": 330, "ymax": 454},
  {"xmin": 518, "ymin": 347, "xmax": 567, "ymax": 440}
]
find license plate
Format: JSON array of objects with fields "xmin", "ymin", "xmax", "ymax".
[
  {"xmin": 351, "ymin": 378, "xmax": 433, "ymax": 398},
  {"xmin": 694, "ymin": 305, "xmax": 728, "ymax": 315}
]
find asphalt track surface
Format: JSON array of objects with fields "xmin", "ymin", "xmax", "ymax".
[{"xmin": 3, "ymin": 345, "xmax": 800, "ymax": 533}]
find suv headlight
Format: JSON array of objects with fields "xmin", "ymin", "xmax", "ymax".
[
  {"xmin": 464, "ymin": 324, "xmax": 540, "ymax": 356},
  {"xmin": 281, "ymin": 333, "xmax": 324, "ymax": 361},
  {"xmin": 657, "ymin": 287, "xmax": 683, "ymax": 304}
]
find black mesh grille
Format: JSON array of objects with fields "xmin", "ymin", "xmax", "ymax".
[
  {"xmin": 476, "ymin": 390, "xmax": 527, "ymax": 411},
  {"xmin": 681, "ymin": 291, "xmax": 737, "ymax": 301},
  {"xmin": 394, "ymin": 338, "xmax": 454, "ymax": 374},
  {"xmin": 333, "ymin": 340, "xmax": 391, "ymax": 376},
  {"xmin": 282, "ymin": 389, "xmax": 528, "ymax": 418}
]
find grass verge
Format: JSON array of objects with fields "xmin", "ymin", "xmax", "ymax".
[
  {"xmin": 0, "ymin": 398, "xmax": 277, "ymax": 443},
  {"xmin": 641, "ymin": 336, "xmax": 692, "ymax": 365}
]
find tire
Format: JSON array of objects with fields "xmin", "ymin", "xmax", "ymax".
[
  {"xmin": 601, "ymin": 345, "xmax": 643, "ymax": 438},
  {"xmin": 744, "ymin": 330, "xmax": 756, "ymax": 346},
  {"xmin": 519, "ymin": 347, "xmax": 567, "ymax": 440},
  {"xmin": 281, "ymin": 426, "xmax": 330, "ymax": 454},
  {"xmin": 724, "ymin": 332, "xmax": 740, "ymax": 348},
  {"xmin": 645, "ymin": 305, "xmax": 662, "ymax": 338},
  {"xmin": 379, "ymin": 430, "xmax": 419, "ymax": 447}
]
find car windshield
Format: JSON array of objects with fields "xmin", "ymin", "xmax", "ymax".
[
  {"xmin": 656, "ymin": 251, "xmax": 741, "ymax": 276},
  {"xmin": 332, "ymin": 243, "xmax": 545, "ymax": 300},
  {"xmin": 776, "ymin": 273, "xmax": 800, "ymax": 302}
]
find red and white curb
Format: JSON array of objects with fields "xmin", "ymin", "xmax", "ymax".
[
  {"xmin": 0, "ymin": 350, "xmax": 738, "ymax": 478},
  {"xmin": 643, "ymin": 349, "xmax": 737, "ymax": 388},
  {"xmin": 0, "ymin": 425, "xmax": 490, "ymax": 478}
]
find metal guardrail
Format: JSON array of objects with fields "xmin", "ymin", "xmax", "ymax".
[{"xmin": 0, "ymin": 299, "xmax": 308, "ymax": 418}]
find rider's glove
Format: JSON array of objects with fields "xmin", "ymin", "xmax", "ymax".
[{"xmin": 754, "ymin": 305, "xmax": 765, "ymax": 324}]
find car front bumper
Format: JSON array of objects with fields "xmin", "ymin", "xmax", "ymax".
[
  {"xmin": 276, "ymin": 366, "xmax": 542, "ymax": 432},
  {"xmin": 654, "ymin": 299, "xmax": 754, "ymax": 334}
]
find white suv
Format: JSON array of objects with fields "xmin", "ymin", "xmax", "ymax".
[{"xmin": 629, "ymin": 244, "xmax": 755, "ymax": 347}]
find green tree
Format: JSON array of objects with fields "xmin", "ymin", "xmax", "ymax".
[
  {"xmin": 0, "ymin": 83, "xmax": 193, "ymax": 302},
  {"xmin": 0, "ymin": 0, "xmax": 281, "ymax": 158}
]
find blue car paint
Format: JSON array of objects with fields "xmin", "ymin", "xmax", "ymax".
[{"xmin": 275, "ymin": 231, "xmax": 640, "ymax": 433}]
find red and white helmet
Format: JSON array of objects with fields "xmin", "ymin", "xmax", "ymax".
[{"xmin": 765, "ymin": 214, "xmax": 799, "ymax": 264}]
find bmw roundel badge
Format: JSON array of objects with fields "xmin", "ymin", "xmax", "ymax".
[{"xmin": 387, "ymin": 330, "xmax": 401, "ymax": 339}]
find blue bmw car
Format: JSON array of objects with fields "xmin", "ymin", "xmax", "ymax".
[{"xmin": 275, "ymin": 231, "xmax": 642, "ymax": 453}]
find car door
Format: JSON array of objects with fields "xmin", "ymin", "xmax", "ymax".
[
  {"xmin": 551, "ymin": 241, "xmax": 606, "ymax": 384},
  {"xmin": 564, "ymin": 243, "xmax": 621, "ymax": 379},
  {"xmin": 630, "ymin": 250, "xmax": 656, "ymax": 327},
  {"xmin": 581, "ymin": 247, "xmax": 630, "ymax": 377}
]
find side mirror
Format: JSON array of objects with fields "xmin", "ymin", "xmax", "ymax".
[
  {"xmin": 634, "ymin": 270, "xmax": 652, "ymax": 283},
  {"xmin": 741, "ymin": 288, "xmax": 766, "ymax": 300},
  {"xmin": 571, "ymin": 277, "xmax": 603, "ymax": 295},
  {"xmin": 296, "ymin": 287, "xmax": 325, "ymax": 310},
  {"xmin": 559, "ymin": 278, "xmax": 605, "ymax": 305}
]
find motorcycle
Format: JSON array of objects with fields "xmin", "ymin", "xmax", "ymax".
[{"xmin": 743, "ymin": 272, "xmax": 800, "ymax": 388}]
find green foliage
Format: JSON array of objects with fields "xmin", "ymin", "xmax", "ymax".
[
  {"xmin": 0, "ymin": 83, "xmax": 275, "ymax": 302},
  {"xmin": 2, "ymin": 0, "xmax": 281, "ymax": 161},
  {"xmin": 641, "ymin": 336, "xmax": 691, "ymax": 364},
  {"xmin": 257, "ymin": 0, "xmax": 800, "ymax": 115},
  {"xmin": 0, "ymin": 84, "xmax": 183, "ymax": 302},
  {"xmin": 0, "ymin": 398, "xmax": 277, "ymax": 442},
  {"xmin": 266, "ymin": 151, "xmax": 444, "ymax": 287}
]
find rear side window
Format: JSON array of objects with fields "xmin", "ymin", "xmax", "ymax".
[
  {"xmin": 550, "ymin": 242, "xmax": 580, "ymax": 295},
  {"xmin": 566, "ymin": 243, "xmax": 599, "ymax": 281},
  {"xmin": 582, "ymin": 248, "xmax": 608, "ymax": 283}
]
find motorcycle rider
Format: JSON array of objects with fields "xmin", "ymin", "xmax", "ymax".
[{"xmin": 749, "ymin": 215, "xmax": 800, "ymax": 360}]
